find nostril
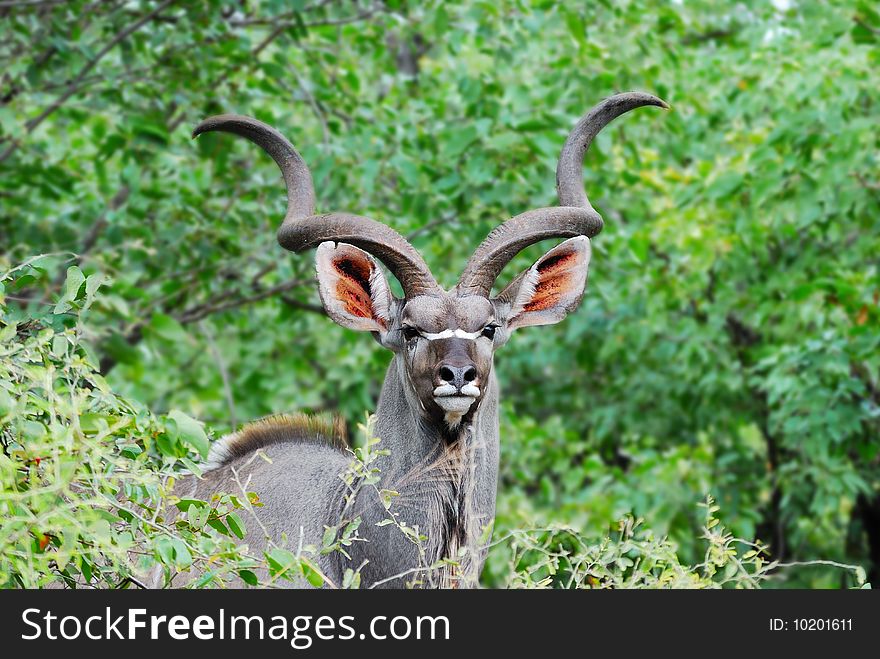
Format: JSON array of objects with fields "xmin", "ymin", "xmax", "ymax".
[
  {"xmin": 439, "ymin": 366, "xmax": 455, "ymax": 383},
  {"xmin": 463, "ymin": 367, "xmax": 477, "ymax": 383}
]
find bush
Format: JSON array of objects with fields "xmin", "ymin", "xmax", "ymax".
[{"xmin": 1, "ymin": 260, "xmax": 270, "ymax": 587}]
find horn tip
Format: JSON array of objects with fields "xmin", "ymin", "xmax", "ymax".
[
  {"xmin": 191, "ymin": 114, "xmax": 255, "ymax": 140},
  {"xmin": 191, "ymin": 116, "xmax": 220, "ymax": 140},
  {"xmin": 625, "ymin": 91, "xmax": 669, "ymax": 110}
]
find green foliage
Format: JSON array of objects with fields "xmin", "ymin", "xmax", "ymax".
[
  {"xmin": 0, "ymin": 262, "xmax": 254, "ymax": 587},
  {"xmin": 1, "ymin": 0, "xmax": 878, "ymax": 588},
  {"xmin": 489, "ymin": 497, "xmax": 866, "ymax": 589},
  {"xmin": 0, "ymin": 263, "xmax": 342, "ymax": 588}
]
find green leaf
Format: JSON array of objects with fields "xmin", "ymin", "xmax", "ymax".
[
  {"xmin": 227, "ymin": 512, "xmax": 246, "ymax": 539},
  {"xmin": 238, "ymin": 569, "xmax": 259, "ymax": 586},
  {"xmin": 51, "ymin": 334, "xmax": 67, "ymax": 357},
  {"xmin": 706, "ymin": 171, "xmax": 744, "ymax": 200},
  {"xmin": 81, "ymin": 273, "xmax": 106, "ymax": 310},
  {"xmin": 266, "ymin": 548, "xmax": 298, "ymax": 578},
  {"xmin": 102, "ymin": 331, "xmax": 141, "ymax": 366},
  {"xmin": 180, "ymin": 457, "xmax": 203, "ymax": 477},
  {"xmin": 0, "ymin": 388, "xmax": 13, "ymax": 416},
  {"xmin": 186, "ymin": 503, "xmax": 201, "ymax": 528},
  {"xmin": 301, "ymin": 560, "xmax": 324, "ymax": 588},
  {"xmin": 64, "ymin": 266, "xmax": 85, "ymax": 300},
  {"xmin": 194, "ymin": 571, "xmax": 216, "ymax": 588},
  {"xmin": 207, "ymin": 518, "xmax": 229, "ymax": 535},
  {"xmin": 342, "ymin": 568, "xmax": 361, "ymax": 589},
  {"xmin": 168, "ymin": 409, "xmax": 209, "ymax": 458},
  {"xmin": 563, "ymin": 8, "xmax": 586, "ymax": 45},
  {"xmin": 54, "ymin": 266, "xmax": 85, "ymax": 314},
  {"xmin": 171, "ymin": 539, "xmax": 192, "ymax": 568},
  {"xmin": 441, "ymin": 125, "xmax": 479, "ymax": 160},
  {"xmin": 0, "ymin": 323, "xmax": 16, "ymax": 344},
  {"xmin": 149, "ymin": 313, "xmax": 188, "ymax": 343},
  {"xmin": 174, "ymin": 498, "xmax": 208, "ymax": 512},
  {"xmin": 154, "ymin": 537, "xmax": 174, "ymax": 566}
]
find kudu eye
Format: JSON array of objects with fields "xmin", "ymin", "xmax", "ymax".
[
  {"xmin": 481, "ymin": 324, "xmax": 498, "ymax": 340},
  {"xmin": 402, "ymin": 326, "xmax": 421, "ymax": 341}
]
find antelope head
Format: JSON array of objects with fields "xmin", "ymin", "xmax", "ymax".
[{"xmin": 193, "ymin": 92, "xmax": 667, "ymax": 432}]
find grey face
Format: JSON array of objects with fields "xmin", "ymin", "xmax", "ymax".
[
  {"xmin": 314, "ymin": 237, "xmax": 592, "ymax": 431},
  {"xmin": 379, "ymin": 294, "xmax": 506, "ymax": 428}
]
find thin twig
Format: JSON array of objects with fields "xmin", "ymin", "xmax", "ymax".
[
  {"xmin": 854, "ymin": 17, "xmax": 880, "ymax": 36},
  {"xmin": 406, "ymin": 213, "xmax": 455, "ymax": 241},
  {"xmin": 285, "ymin": 63, "xmax": 330, "ymax": 151},
  {"xmin": 115, "ymin": 575, "xmax": 148, "ymax": 589},
  {"xmin": 280, "ymin": 294, "xmax": 325, "ymax": 315},
  {"xmin": 854, "ymin": 172, "xmax": 880, "ymax": 192}
]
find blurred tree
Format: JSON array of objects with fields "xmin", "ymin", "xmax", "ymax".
[{"xmin": 1, "ymin": 0, "xmax": 877, "ymax": 587}]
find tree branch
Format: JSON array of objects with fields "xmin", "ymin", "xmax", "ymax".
[
  {"xmin": 854, "ymin": 172, "xmax": 880, "ymax": 192},
  {"xmin": 682, "ymin": 27, "xmax": 739, "ymax": 45},
  {"xmin": 854, "ymin": 16, "xmax": 880, "ymax": 36},
  {"xmin": 176, "ymin": 278, "xmax": 310, "ymax": 325},
  {"xmin": 406, "ymin": 213, "xmax": 455, "ymax": 241},
  {"xmin": 280, "ymin": 294, "xmax": 325, "ymax": 316},
  {"xmin": 0, "ymin": 0, "xmax": 177, "ymax": 162},
  {"xmin": 99, "ymin": 277, "xmax": 311, "ymax": 375}
]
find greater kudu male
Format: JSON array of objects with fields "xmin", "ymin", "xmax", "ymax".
[{"xmin": 181, "ymin": 92, "xmax": 667, "ymax": 588}]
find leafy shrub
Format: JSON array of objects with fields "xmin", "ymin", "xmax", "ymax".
[
  {"xmin": 489, "ymin": 497, "xmax": 867, "ymax": 589},
  {"xmin": 2, "ymin": 261, "xmax": 284, "ymax": 588}
]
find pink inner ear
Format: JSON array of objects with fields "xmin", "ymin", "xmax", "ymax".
[
  {"xmin": 522, "ymin": 250, "xmax": 579, "ymax": 312},
  {"xmin": 333, "ymin": 256, "xmax": 382, "ymax": 324}
]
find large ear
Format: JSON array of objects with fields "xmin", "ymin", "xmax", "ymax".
[
  {"xmin": 315, "ymin": 241, "xmax": 393, "ymax": 333},
  {"xmin": 499, "ymin": 236, "xmax": 591, "ymax": 330}
]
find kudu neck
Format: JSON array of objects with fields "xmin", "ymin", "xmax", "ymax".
[
  {"xmin": 367, "ymin": 355, "xmax": 501, "ymax": 586},
  {"xmin": 372, "ymin": 356, "xmax": 499, "ymax": 476}
]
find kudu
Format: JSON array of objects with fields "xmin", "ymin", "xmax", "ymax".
[{"xmin": 177, "ymin": 92, "xmax": 667, "ymax": 588}]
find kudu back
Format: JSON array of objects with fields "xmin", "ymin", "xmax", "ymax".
[{"xmin": 175, "ymin": 92, "xmax": 667, "ymax": 588}]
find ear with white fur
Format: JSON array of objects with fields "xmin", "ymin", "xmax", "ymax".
[
  {"xmin": 498, "ymin": 236, "xmax": 591, "ymax": 330},
  {"xmin": 315, "ymin": 242, "xmax": 393, "ymax": 333}
]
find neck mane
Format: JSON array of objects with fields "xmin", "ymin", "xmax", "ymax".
[{"xmin": 368, "ymin": 356, "xmax": 500, "ymax": 587}]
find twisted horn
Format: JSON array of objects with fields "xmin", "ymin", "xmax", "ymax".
[
  {"xmin": 193, "ymin": 114, "xmax": 440, "ymax": 298},
  {"xmin": 456, "ymin": 92, "xmax": 668, "ymax": 297}
]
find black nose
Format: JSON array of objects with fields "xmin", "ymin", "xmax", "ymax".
[{"xmin": 438, "ymin": 364, "xmax": 477, "ymax": 390}]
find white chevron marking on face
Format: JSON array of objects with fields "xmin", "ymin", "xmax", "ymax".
[{"xmin": 421, "ymin": 329, "xmax": 482, "ymax": 341}]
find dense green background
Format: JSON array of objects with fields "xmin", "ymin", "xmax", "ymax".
[{"xmin": 1, "ymin": 0, "xmax": 878, "ymax": 587}]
